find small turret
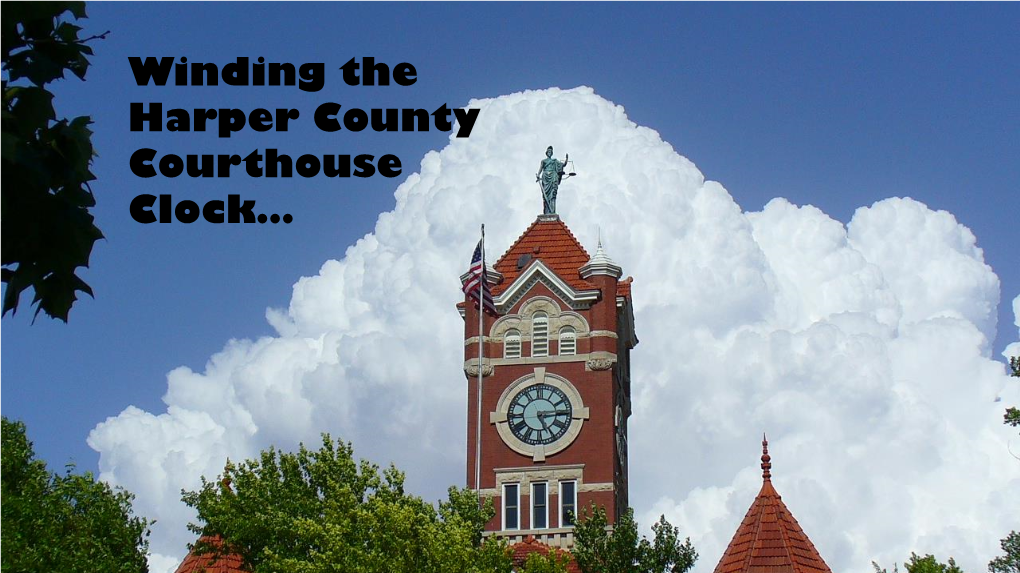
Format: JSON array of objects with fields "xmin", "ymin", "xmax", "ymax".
[
  {"xmin": 713, "ymin": 436, "xmax": 832, "ymax": 573},
  {"xmin": 579, "ymin": 234, "xmax": 622, "ymax": 279}
]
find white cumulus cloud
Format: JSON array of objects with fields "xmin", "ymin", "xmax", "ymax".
[{"xmin": 87, "ymin": 87, "xmax": 1019, "ymax": 573}]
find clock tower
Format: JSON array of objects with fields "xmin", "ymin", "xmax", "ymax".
[{"xmin": 460, "ymin": 213, "xmax": 636, "ymax": 549}]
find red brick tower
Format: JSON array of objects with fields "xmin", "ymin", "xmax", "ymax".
[{"xmin": 460, "ymin": 213, "xmax": 637, "ymax": 549}]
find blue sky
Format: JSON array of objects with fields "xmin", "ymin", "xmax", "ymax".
[{"xmin": 3, "ymin": 0, "xmax": 1018, "ymax": 544}]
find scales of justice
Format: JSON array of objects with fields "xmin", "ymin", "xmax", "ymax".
[{"xmin": 535, "ymin": 145, "xmax": 576, "ymax": 215}]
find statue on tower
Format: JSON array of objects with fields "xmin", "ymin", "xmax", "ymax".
[{"xmin": 536, "ymin": 146, "xmax": 570, "ymax": 215}]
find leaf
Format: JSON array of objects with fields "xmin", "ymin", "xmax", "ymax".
[
  {"xmin": 54, "ymin": 22, "xmax": 83, "ymax": 43},
  {"xmin": 7, "ymin": 86, "xmax": 56, "ymax": 133},
  {"xmin": 15, "ymin": 49, "xmax": 69, "ymax": 87},
  {"xmin": 1, "ymin": 3, "xmax": 104, "ymax": 322},
  {"xmin": 66, "ymin": 2, "xmax": 87, "ymax": 19}
]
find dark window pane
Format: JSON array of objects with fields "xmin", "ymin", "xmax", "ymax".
[
  {"xmin": 533, "ymin": 483, "xmax": 547, "ymax": 529},
  {"xmin": 505, "ymin": 484, "xmax": 519, "ymax": 530},
  {"xmin": 561, "ymin": 481, "xmax": 576, "ymax": 526}
]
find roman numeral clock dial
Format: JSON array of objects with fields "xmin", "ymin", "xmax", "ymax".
[
  {"xmin": 491, "ymin": 367, "xmax": 590, "ymax": 462},
  {"xmin": 507, "ymin": 384, "xmax": 572, "ymax": 445}
]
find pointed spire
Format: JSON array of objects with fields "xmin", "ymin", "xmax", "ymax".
[
  {"xmin": 712, "ymin": 435, "xmax": 832, "ymax": 573},
  {"xmin": 580, "ymin": 230, "xmax": 623, "ymax": 279},
  {"xmin": 221, "ymin": 461, "xmax": 234, "ymax": 492}
]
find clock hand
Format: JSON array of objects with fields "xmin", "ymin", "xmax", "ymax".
[{"xmin": 537, "ymin": 410, "xmax": 570, "ymax": 417}]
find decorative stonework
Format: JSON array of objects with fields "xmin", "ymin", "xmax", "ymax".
[
  {"xmin": 490, "ymin": 367, "xmax": 590, "ymax": 461},
  {"xmin": 486, "ymin": 298, "xmax": 599, "ymax": 368},
  {"xmin": 490, "ymin": 296, "xmax": 591, "ymax": 340},
  {"xmin": 495, "ymin": 260, "xmax": 599, "ymax": 312},
  {"xmin": 585, "ymin": 353, "xmax": 616, "ymax": 371},
  {"xmin": 485, "ymin": 528, "xmax": 577, "ymax": 550},
  {"xmin": 493, "ymin": 463, "xmax": 585, "ymax": 493},
  {"xmin": 469, "ymin": 328, "xmax": 614, "ymax": 349},
  {"xmin": 477, "ymin": 463, "xmax": 615, "ymax": 498},
  {"xmin": 464, "ymin": 360, "xmax": 494, "ymax": 377},
  {"xmin": 490, "ymin": 354, "xmax": 586, "ymax": 368}
]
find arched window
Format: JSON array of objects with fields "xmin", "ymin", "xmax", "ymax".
[
  {"xmin": 504, "ymin": 330, "xmax": 521, "ymax": 359},
  {"xmin": 558, "ymin": 326, "xmax": 576, "ymax": 356},
  {"xmin": 531, "ymin": 313, "xmax": 549, "ymax": 357}
]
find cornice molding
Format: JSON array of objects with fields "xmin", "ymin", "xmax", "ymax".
[{"xmin": 496, "ymin": 260, "xmax": 599, "ymax": 312}]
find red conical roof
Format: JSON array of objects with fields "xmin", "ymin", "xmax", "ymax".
[
  {"xmin": 510, "ymin": 535, "xmax": 581, "ymax": 573},
  {"xmin": 174, "ymin": 535, "xmax": 247, "ymax": 573},
  {"xmin": 713, "ymin": 437, "xmax": 831, "ymax": 573},
  {"xmin": 492, "ymin": 216, "xmax": 594, "ymax": 296}
]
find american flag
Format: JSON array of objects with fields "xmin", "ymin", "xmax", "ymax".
[{"xmin": 463, "ymin": 239, "xmax": 497, "ymax": 316}]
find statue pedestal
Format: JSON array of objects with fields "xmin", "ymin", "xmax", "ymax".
[{"xmin": 537, "ymin": 213, "xmax": 560, "ymax": 222}]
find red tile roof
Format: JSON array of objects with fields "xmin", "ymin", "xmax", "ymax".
[
  {"xmin": 174, "ymin": 536, "xmax": 247, "ymax": 573},
  {"xmin": 175, "ymin": 534, "xmax": 585, "ymax": 573},
  {"xmin": 713, "ymin": 437, "xmax": 831, "ymax": 573},
  {"xmin": 492, "ymin": 217, "xmax": 595, "ymax": 296},
  {"xmin": 510, "ymin": 535, "xmax": 581, "ymax": 573}
]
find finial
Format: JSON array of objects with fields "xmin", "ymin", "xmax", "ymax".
[
  {"xmin": 597, "ymin": 226, "xmax": 603, "ymax": 250},
  {"xmin": 221, "ymin": 461, "xmax": 234, "ymax": 492},
  {"xmin": 761, "ymin": 433, "xmax": 772, "ymax": 481},
  {"xmin": 580, "ymin": 228, "xmax": 623, "ymax": 279}
]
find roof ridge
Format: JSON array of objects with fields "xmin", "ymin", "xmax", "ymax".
[
  {"xmin": 494, "ymin": 217, "xmax": 590, "ymax": 266},
  {"xmin": 739, "ymin": 493, "xmax": 768, "ymax": 573},
  {"xmin": 489, "ymin": 217, "xmax": 597, "ymax": 297},
  {"xmin": 774, "ymin": 496, "xmax": 802, "ymax": 573},
  {"xmin": 556, "ymin": 218, "xmax": 590, "ymax": 259},
  {"xmin": 777, "ymin": 498, "xmax": 829, "ymax": 573}
]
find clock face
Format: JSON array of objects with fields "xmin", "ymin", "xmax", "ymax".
[{"xmin": 507, "ymin": 383, "xmax": 573, "ymax": 445}]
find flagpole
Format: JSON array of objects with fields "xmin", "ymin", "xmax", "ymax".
[{"xmin": 475, "ymin": 224, "xmax": 485, "ymax": 503}]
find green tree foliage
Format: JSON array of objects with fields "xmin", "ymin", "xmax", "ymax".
[
  {"xmin": 183, "ymin": 434, "xmax": 557, "ymax": 573},
  {"xmin": 0, "ymin": 417, "xmax": 150, "ymax": 573},
  {"xmin": 873, "ymin": 553, "xmax": 964, "ymax": 573},
  {"xmin": 572, "ymin": 504, "xmax": 697, "ymax": 573},
  {"xmin": 2, "ymin": 1, "xmax": 106, "ymax": 321},
  {"xmin": 989, "ymin": 532, "xmax": 1020, "ymax": 573},
  {"xmin": 1005, "ymin": 357, "xmax": 1019, "ymax": 431},
  {"xmin": 521, "ymin": 550, "xmax": 572, "ymax": 573}
]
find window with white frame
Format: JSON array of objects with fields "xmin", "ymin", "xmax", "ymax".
[
  {"xmin": 504, "ymin": 329, "xmax": 522, "ymax": 359},
  {"xmin": 531, "ymin": 313, "xmax": 549, "ymax": 357},
  {"xmin": 532, "ymin": 482, "xmax": 548, "ymax": 529},
  {"xmin": 558, "ymin": 326, "xmax": 576, "ymax": 356},
  {"xmin": 503, "ymin": 483, "xmax": 520, "ymax": 530},
  {"xmin": 559, "ymin": 480, "xmax": 577, "ymax": 527}
]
